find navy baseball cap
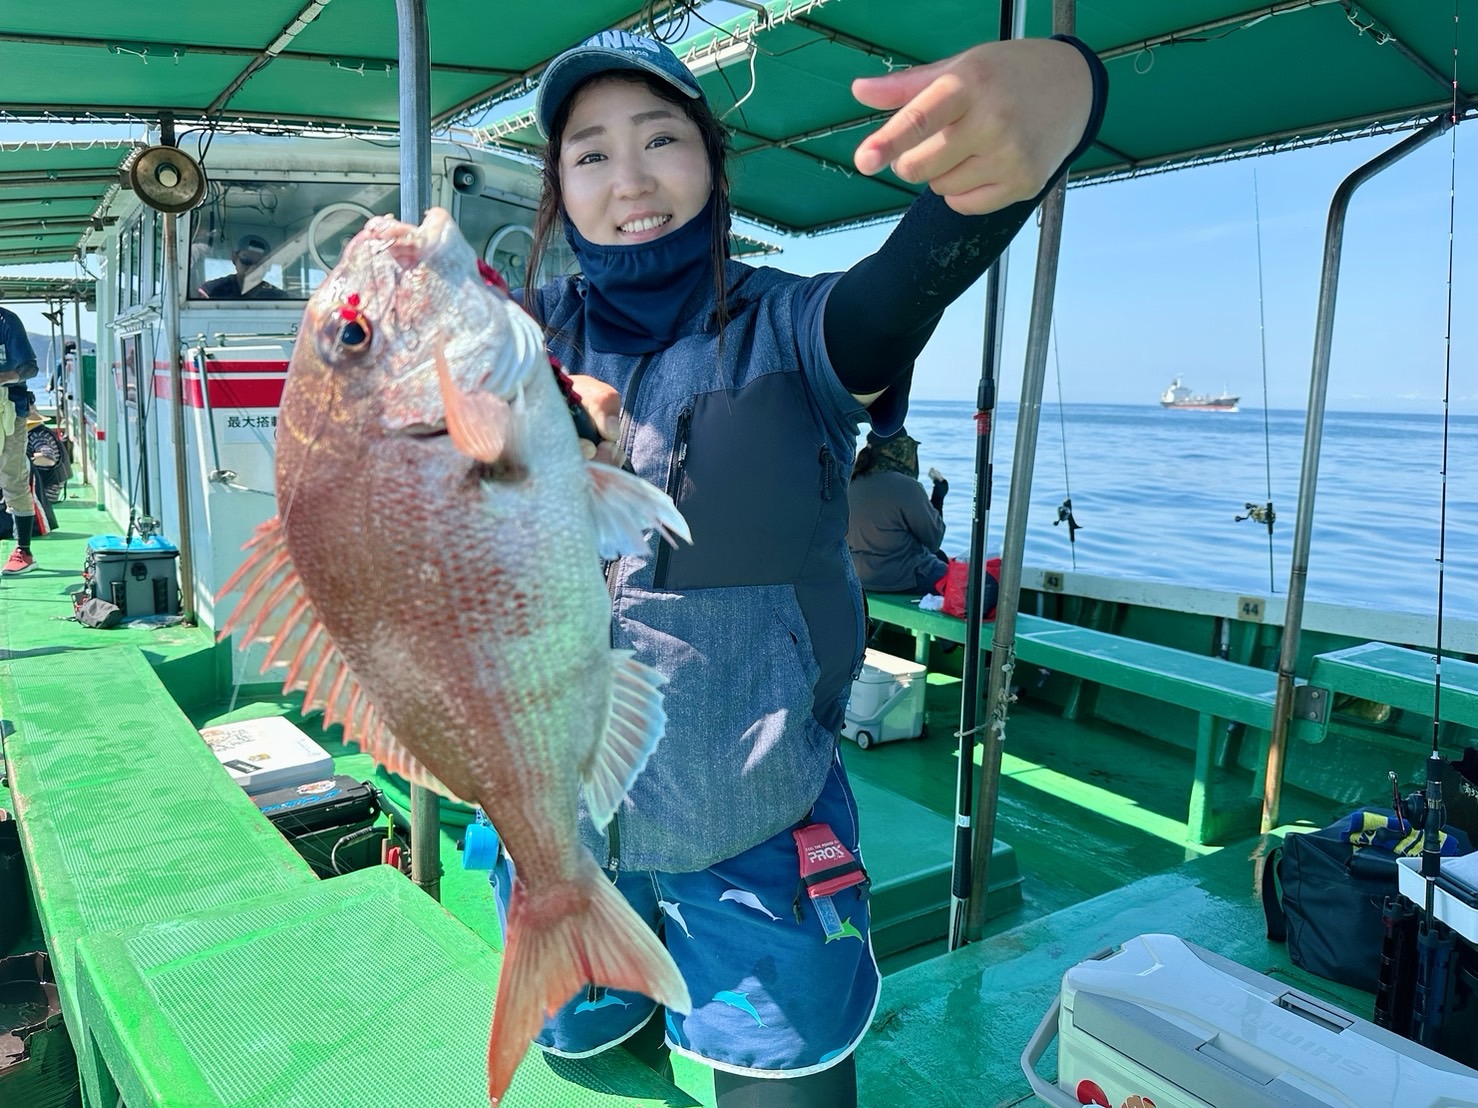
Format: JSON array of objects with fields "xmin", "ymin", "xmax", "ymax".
[
  {"xmin": 535, "ymin": 30, "xmax": 704, "ymax": 140},
  {"xmin": 236, "ymin": 233, "xmax": 270, "ymax": 261}
]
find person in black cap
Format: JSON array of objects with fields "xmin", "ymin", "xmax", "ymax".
[
  {"xmin": 846, "ymin": 427, "xmax": 951, "ymax": 594},
  {"xmin": 488, "ymin": 25, "xmax": 1108, "ymax": 1107},
  {"xmin": 197, "ymin": 233, "xmax": 289, "ymax": 299}
]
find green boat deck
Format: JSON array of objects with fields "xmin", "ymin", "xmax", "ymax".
[{"xmin": 1, "ymin": 492, "xmax": 1377, "ymax": 1107}]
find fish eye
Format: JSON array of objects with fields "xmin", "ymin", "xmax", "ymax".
[
  {"xmin": 330, "ymin": 293, "xmax": 373, "ymax": 354},
  {"xmin": 339, "ymin": 318, "xmax": 371, "ymax": 350}
]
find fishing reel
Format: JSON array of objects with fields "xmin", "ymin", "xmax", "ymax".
[
  {"xmin": 1235, "ymin": 501, "xmax": 1275, "ymax": 526},
  {"xmin": 1053, "ymin": 498, "xmax": 1082, "ymax": 541}
]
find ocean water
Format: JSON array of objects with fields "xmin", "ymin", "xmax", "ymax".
[{"xmin": 883, "ymin": 400, "xmax": 1478, "ymax": 621}]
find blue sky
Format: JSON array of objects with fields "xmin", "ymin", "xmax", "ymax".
[
  {"xmin": 751, "ymin": 126, "xmax": 1475, "ymax": 412},
  {"xmin": 3, "ymin": 119, "xmax": 1472, "ymax": 413}
]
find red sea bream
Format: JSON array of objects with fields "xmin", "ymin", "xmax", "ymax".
[{"xmin": 221, "ymin": 207, "xmax": 692, "ymax": 1104}]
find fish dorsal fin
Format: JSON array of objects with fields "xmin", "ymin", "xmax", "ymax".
[
  {"xmin": 581, "ymin": 650, "xmax": 668, "ymax": 831},
  {"xmin": 435, "ymin": 337, "xmax": 516, "ymax": 466},
  {"xmin": 219, "ymin": 516, "xmax": 464, "ymax": 802},
  {"xmin": 586, "ymin": 461, "xmax": 692, "ymax": 559}
]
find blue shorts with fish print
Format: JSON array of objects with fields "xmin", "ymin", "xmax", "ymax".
[{"xmin": 488, "ymin": 754, "xmax": 881, "ymax": 1077}]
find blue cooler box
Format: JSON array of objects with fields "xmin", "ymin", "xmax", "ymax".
[{"xmin": 85, "ymin": 535, "xmax": 180, "ymax": 617}]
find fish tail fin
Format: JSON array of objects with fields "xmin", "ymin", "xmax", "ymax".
[{"xmin": 487, "ymin": 857, "xmax": 691, "ymax": 1105}]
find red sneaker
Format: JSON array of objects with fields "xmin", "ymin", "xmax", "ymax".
[{"xmin": 3, "ymin": 548, "xmax": 35, "ymax": 575}]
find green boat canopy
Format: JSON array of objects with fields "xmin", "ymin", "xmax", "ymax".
[{"xmin": 0, "ymin": 0, "xmax": 1472, "ymax": 262}]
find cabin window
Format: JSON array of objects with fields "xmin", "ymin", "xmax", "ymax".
[
  {"xmin": 456, "ymin": 191, "xmax": 578, "ymax": 288},
  {"xmin": 115, "ymin": 334, "xmax": 145, "ymax": 511},
  {"xmin": 152, "ymin": 211, "xmax": 164, "ymax": 302},
  {"xmin": 187, "ymin": 179, "xmax": 399, "ymax": 301},
  {"xmin": 117, "ymin": 220, "xmax": 142, "ymax": 311},
  {"xmin": 129, "ymin": 221, "xmax": 143, "ymax": 307},
  {"xmin": 114, "ymin": 230, "xmax": 127, "ymax": 310}
]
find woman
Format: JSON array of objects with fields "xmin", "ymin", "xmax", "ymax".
[{"xmin": 493, "ymin": 28, "xmax": 1106, "ymax": 1106}]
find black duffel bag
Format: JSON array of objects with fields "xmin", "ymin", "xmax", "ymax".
[{"xmin": 1261, "ymin": 809, "xmax": 1470, "ymax": 992}]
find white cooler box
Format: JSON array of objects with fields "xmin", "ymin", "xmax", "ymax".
[
  {"xmin": 840, "ymin": 648, "xmax": 926, "ymax": 749},
  {"xmin": 1022, "ymin": 932, "xmax": 1478, "ymax": 1107},
  {"xmin": 200, "ymin": 716, "xmax": 333, "ymax": 796}
]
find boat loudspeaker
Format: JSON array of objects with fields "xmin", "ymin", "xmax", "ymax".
[
  {"xmin": 123, "ymin": 145, "xmax": 207, "ymax": 215},
  {"xmin": 450, "ymin": 164, "xmax": 481, "ymax": 193}
]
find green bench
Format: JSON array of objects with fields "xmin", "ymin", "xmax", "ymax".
[
  {"xmin": 1, "ymin": 645, "xmax": 319, "ymax": 1107},
  {"xmin": 1306, "ymin": 641, "xmax": 1478, "ymax": 733},
  {"xmin": 74, "ymin": 863, "xmax": 689, "ymax": 1108},
  {"xmin": 863, "ymin": 594, "xmax": 1281, "ymax": 845},
  {"xmin": 1, "ymin": 645, "xmax": 691, "ymax": 1107}
]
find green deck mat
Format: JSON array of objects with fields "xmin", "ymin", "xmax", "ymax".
[
  {"xmin": 75, "ymin": 864, "xmax": 696, "ymax": 1108},
  {"xmin": 0, "ymin": 642, "xmax": 319, "ymax": 1107}
]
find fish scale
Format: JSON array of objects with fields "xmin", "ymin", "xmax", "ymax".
[{"xmin": 221, "ymin": 206, "xmax": 692, "ymax": 1105}]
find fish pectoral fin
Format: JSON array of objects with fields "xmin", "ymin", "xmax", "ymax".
[
  {"xmin": 435, "ymin": 337, "xmax": 516, "ymax": 465},
  {"xmin": 219, "ymin": 515, "xmax": 465, "ymax": 805},
  {"xmin": 586, "ymin": 461, "xmax": 692, "ymax": 559},
  {"xmin": 581, "ymin": 651, "xmax": 668, "ymax": 831}
]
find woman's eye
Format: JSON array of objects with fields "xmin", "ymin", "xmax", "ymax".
[
  {"xmin": 574, "ymin": 151, "xmax": 606, "ymax": 166},
  {"xmin": 647, "ymin": 135, "xmax": 673, "ymax": 149}
]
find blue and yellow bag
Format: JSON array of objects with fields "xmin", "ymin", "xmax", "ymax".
[{"xmin": 1261, "ymin": 808, "xmax": 1470, "ymax": 991}]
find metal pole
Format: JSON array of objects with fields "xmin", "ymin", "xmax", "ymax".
[
  {"xmin": 155, "ymin": 114, "xmax": 197, "ymax": 625},
  {"xmin": 965, "ymin": 0, "xmax": 1075, "ymax": 942},
  {"xmin": 73, "ymin": 294, "xmax": 88, "ymax": 489},
  {"xmin": 396, "ymin": 0, "xmax": 441, "ymax": 901},
  {"xmin": 164, "ymin": 214, "xmax": 196, "ymax": 625},
  {"xmin": 1260, "ymin": 117, "xmax": 1450, "ymax": 833}
]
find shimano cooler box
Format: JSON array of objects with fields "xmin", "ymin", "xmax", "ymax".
[
  {"xmin": 1022, "ymin": 932, "xmax": 1478, "ymax": 1107},
  {"xmin": 84, "ymin": 535, "xmax": 180, "ymax": 617}
]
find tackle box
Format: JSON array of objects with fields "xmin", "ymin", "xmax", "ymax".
[
  {"xmin": 199, "ymin": 716, "xmax": 333, "ymax": 796},
  {"xmin": 252, "ymin": 775, "xmax": 387, "ymax": 878},
  {"xmin": 841, "ymin": 648, "xmax": 926, "ymax": 749},
  {"xmin": 83, "ymin": 534, "xmax": 180, "ymax": 617},
  {"xmin": 1021, "ymin": 932, "xmax": 1478, "ymax": 1107}
]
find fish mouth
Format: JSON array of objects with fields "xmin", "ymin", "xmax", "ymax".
[{"xmin": 361, "ymin": 207, "xmax": 459, "ymax": 271}]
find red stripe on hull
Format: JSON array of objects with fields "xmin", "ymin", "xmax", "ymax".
[{"xmin": 153, "ymin": 362, "xmax": 288, "ymax": 409}]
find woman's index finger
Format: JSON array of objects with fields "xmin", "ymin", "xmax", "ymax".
[{"xmin": 853, "ymin": 71, "xmax": 969, "ymax": 177}]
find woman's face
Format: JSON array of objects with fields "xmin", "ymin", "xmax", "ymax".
[{"xmin": 558, "ymin": 76, "xmax": 712, "ymax": 247}]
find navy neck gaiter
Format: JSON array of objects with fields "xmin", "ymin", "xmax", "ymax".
[{"xmin": 566, "ymin": 194, "xmax": 717, "ymax": 355}]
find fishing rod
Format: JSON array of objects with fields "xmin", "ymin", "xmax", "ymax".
[
  {"xmin": 947, "ymin": 0, "xmax": 1019, "ymax": 952},
  {"xmin": 1410, "ymin": 7, "xmax": 1462, "ymax": 1047},
  {"xmin": 1236, "ymin": 165, "xmax": 1276, "ymax": 592},
  {"xmin": 1049, "ymin": 322, "xmax": 1081, "ymax": 568}
]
